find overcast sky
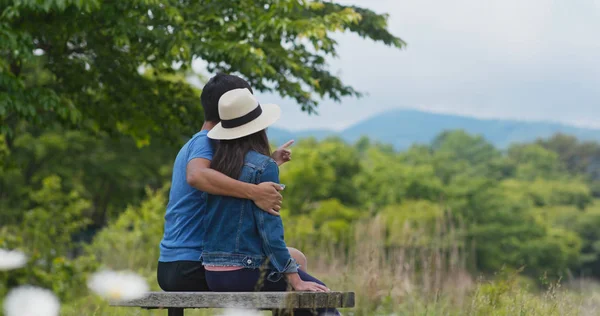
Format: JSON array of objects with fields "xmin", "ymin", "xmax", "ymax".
[{"xmin": 197, "ymin": 0, "xmax": 600, "ymax": 131}]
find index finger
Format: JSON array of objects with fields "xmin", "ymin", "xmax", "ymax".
[{"xmin": 280, "ymin": 139, "xmax": 295, "ymax": 149}]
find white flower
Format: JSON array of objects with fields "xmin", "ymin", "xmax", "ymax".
[
  {"xmin": 218, "ymin": 308, "xmax": 262, "ymax": 316},
  {"xmin": 3, "ymin": 285, "xmax": 60, "ymax": 316},
  {"xmin": 87, "ymin": 270, "xmax": 149, "ymax": 301},
  {"xmin": 0, "ymin": 249, "xmax": 27, "ymax": 271}
]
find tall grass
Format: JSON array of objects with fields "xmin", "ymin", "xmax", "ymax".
[
  {"xmin": 295, "ymin": 212, "xmax": 597, "ymax": 315},
  {"xmin": 64, "ymin": 212, "xmax": 599, "ymax": 315}
]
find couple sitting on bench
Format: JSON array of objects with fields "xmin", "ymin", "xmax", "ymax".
[{"xmin": 157, "ymin": 74, "xmax": 339, "ymax": 316}]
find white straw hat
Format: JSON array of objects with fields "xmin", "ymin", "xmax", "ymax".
[{"xmin": 207, "ymin": 88, "xmax": 281, "ymax": 140}]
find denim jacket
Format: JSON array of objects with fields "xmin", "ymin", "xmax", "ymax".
[{"xmin": 201, "ymin": 150, "xmax": 298, "ymax": 281}]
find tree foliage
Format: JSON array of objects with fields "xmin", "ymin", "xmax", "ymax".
[
  {"xmin": 0, "ymin": 127, "xmax": 174, "ymax": 228},
  {"xmin": 1, "ymin": 0, "xmax": 404, "ymax": 143},
  {"xmin": 0, "ymin": 175, "xmax": 96, "ymax": 301},
  {"xmin": 537, "ymin": 133, "xmax": 600, "ymax": 196}
]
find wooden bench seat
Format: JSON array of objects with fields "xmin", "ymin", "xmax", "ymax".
[{"xmin": 110, "ymin": 291, "xmax": 355, "ymax": 315}]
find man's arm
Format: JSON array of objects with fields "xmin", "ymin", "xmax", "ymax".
[{"xmin": 186, "ymin": 158, "xmax": 283, "ymax": 214}]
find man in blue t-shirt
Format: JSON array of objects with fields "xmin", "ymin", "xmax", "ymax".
[{"xmin": 157, "ymin": 74, "xmax": 301, "ymax": 291}]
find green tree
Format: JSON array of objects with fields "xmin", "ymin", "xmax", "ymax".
[
  {"xmin": 313, "ymin": 137, "xmax": 362, "ymax": 205},
  {"xmin": 311, "ymin": 198, "xmax": 361, "ymax": 245},
  {"xmin": 441, "ymin": 172, "xmax": 581, "ymax": 276},
  {"xmin": 538, "ymin": 134, "xmax": 600, "ymax": 196},
  {"xmin": 1, "ymin": 0, "xmax": 404, "ymax": 144},
  {"xmin": 0, "ymin": 128, "xmax": 174, "ymax": 227},
  {"xmin": 573, "ymin": 205, "xmax": 600, "ymax": 277},
  {"xmin": 0, "ymin": 175, "xmax": 96, "ymax": 300},
  {"xmin": 430, "ymin": 130, "xmax": 501, "ymax": 183},
  {"xmin": 431, "ymin": 130, "xmax": 500, "ymax": 165},
  {"xmin": 355, "ymin": 146, "xmax": 444, "ymax": 209},
  {"xmin": 279, "ymin": 138, "xmax": 336, "ymax": 212},
  {"xmin": 278, "ymin": 137, "xmax": 362, "ymax": 212},
  {"xmin": 537, "ymin": 134, "xmax": 599, "ymax": 175},
  {"xmin": 507, "ymin": 143, "xmax": 566, "ymax": 180},
  {"xmin": 500, "ymin": 179, "xmax": 592, "ymax": 210},
  {"xmin": 543, "ymin": 203, "xmax": 600, "ymax": 277}
]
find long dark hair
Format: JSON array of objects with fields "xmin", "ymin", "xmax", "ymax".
[{"xmin": 211, "ymin": 129, "xmax": 271, "ymax": 179}]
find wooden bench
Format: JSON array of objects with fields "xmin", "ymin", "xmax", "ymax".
[{"xmin": 110, "ymin": 291, "xmax": 355, "ymax": 315}]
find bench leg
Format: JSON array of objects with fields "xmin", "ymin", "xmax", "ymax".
[{"xmin": 168, "ymin": 308, "xmax": 184, "ymax": 316}]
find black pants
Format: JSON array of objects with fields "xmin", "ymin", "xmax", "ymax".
[
  {"xmin": 157, "ymin": 261, "xmax": 209, "ymax": 291},
  {"xmin": 205, "ymin": 268, "xmax": 340, "ymax": 316}
]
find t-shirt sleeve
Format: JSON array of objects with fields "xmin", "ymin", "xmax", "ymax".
[{"xmin": 187, "ymin": 133, "xmax": 214, "ymax": 163}]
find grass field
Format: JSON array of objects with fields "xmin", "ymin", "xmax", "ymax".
[{"xmin": 60, "ymin": 216, "xmax": 600, "ymax": 316}]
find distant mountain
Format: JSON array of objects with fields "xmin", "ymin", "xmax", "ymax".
[{"xmin": 267, "ymin": 109, "xmax": 600, "ymax": 149}]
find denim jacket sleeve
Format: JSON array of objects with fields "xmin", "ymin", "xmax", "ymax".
[{"xmin": 254, "ymin": 159, "xmax": 298, "ymax": 280}]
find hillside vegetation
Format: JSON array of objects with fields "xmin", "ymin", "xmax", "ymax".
[{"xmin": 3, "ymin": 130, "xmax": 600, "ymax": 314}]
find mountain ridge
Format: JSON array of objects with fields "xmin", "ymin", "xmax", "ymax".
[{"xmin": 267, "ymin": 109, "xmax": 600, "ymax": 149}]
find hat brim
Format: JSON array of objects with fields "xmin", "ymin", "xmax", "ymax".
[{"xmin": 207, "ymin": 103, "xmax": 281, "ymax": 140}]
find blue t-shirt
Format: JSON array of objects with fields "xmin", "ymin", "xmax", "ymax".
[{"xmin": 159, "ymin": 130, "xmax": 213, "ymax": 262}]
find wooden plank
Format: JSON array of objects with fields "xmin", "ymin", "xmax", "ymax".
[{"xmin": 109, "ymin": 292, "xmax": 355, "ymax": 309}]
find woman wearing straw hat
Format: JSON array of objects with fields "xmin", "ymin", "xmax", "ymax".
[{"xmin": 201, "ymin": 88, "xmax": 339, "ymax": 315}]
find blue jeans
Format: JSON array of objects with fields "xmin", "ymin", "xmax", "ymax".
[{"xmin": 205, "ymin": 268, "xmax": 340, "ymax": 316}]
